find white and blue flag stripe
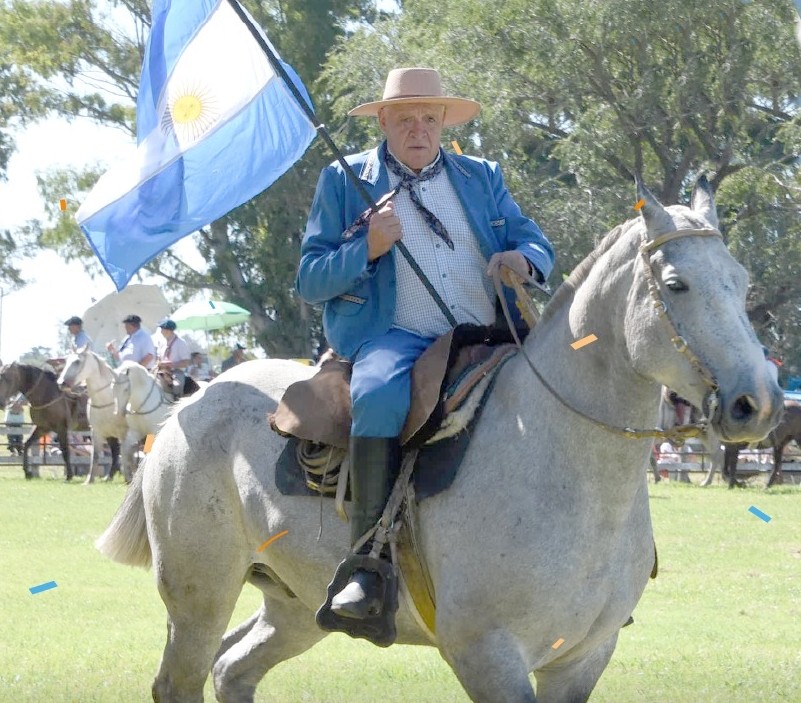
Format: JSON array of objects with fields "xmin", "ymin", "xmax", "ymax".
[{"xmin": 77, "ymin": 0, "xmax": 316, "ymax": 290}]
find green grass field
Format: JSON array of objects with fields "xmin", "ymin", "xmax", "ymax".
[{"xmin": 1, "ymin": 473, "xmax": 799, "ymax": 702}]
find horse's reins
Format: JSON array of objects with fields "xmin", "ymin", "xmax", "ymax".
[
  {"xmin": 117, "ymin": 372, "xmax": 165, "ymax": 416},
  {"xmin": 10, "ymin": 365, "xmax": 74, "ymax": 411},
  {"xmin": 495, "ymin": 227, "xmax": 723, "ymax": 443},
  {"xmin": 64, "ymin": 353, "xmax": 116, "ymax": 409}
]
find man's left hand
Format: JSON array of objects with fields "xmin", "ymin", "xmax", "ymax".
[{"xmin": 486, "ymin": 251, "xmax": 533, "ymax": 286}]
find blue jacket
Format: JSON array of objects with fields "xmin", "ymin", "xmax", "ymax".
[{"xmin": 296, "ymin": 142, "xmax": 555, "ymax": 358}]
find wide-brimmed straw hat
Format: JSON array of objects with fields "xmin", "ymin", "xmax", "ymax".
[{"xmin": 348, "ymin": 68, "xmax": 480, "ymax": 127}]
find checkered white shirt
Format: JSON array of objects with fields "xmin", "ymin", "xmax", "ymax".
[{"xmin": 388, "ymin": 149, "xmax": 495, "ymax": 338}]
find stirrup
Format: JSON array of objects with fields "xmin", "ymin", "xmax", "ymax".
[{"xmin": 316, "ymin": 553, "xmax": 398, "ymax": 647}]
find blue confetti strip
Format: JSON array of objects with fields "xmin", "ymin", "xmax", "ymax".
[
  {"xmin": 747, "ymin": 505, "xmax": 771, "ymax": 523},
  {"xmin": 29, "ymin": 581, "xmax": 58, "ymax": 595}
]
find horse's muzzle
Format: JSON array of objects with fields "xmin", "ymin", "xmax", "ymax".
[{"xmin": 713, "ymin": 384, "xmax": 784, "ymax": 443}]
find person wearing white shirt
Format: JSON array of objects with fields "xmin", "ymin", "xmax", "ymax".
[
  {"xmin": 106, "ymin": 314, "xmax": 156, "ymax": 369},
  {"xmin": 155, "ymin": 318, "xmax": 191, "ymax": 398},
  {"xmin": 297, "ymin": 67, "xmax": 555, "ymax": 627},
  {"xmin": 187, "ymin": 352, "xmax": 211, "ymax": 382},
  {"xmin": 64, "ymin": 316, "xmax": 93, "ymax": 351}
]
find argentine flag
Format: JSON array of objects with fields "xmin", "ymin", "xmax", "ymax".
[{"xmin": 77, "ymin": 0, "xmax": 317, "ymax": 290}]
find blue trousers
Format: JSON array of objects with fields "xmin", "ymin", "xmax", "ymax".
[{"xmin": 350, "ymin": 328, "xmax": 435, "ymax": 438}]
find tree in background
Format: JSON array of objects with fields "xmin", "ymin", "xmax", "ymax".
[
  {"xmin": 321, "ymin": 0, "xmax": 801, "ymax": 375},
  {"xmin": 0, "ymin": 0, "xmax": 384, "ymax": 357},
  {"xmin": 1, "ymin": 0, "xmax": 800, "ymax": 372}
]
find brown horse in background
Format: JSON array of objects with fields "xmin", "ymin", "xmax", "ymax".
[
  {"xmin": 720, "ymin": 401, "xmax": 801, "ymax": 488},
  {"xmin": 0, "ymin": 362, "xmax": 120, "ymax": 480}
]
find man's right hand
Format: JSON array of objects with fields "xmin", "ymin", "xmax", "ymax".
[{"xmin": 367, "ymin": 200, "xmax": 402, "ymax": 261}]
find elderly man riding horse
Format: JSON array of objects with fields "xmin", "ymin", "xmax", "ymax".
[{"xmin": 296, "ymin": 67, "xmax": 555, "ymax": 629}]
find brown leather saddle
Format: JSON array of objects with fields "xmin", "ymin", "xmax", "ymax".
[
  {"xmin": 270, "ymin": 324, "xmax": 519, "ymax": 452},
  {"xmin": 154, "ymin": 369, "xmax": 200, "ymax": 400}
]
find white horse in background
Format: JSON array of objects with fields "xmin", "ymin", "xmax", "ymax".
[
  {"xmin": 97, "ymin": 179, "xmax": 784, "ymax": 703},
  {"xmin": 58, "ymin": 348, "xmax": 127, "ymax": 484},
  {"xmin": 113, "ymin": 361, "xmax": 171, "ymax": 482}
]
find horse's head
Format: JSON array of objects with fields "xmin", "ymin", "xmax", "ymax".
[
  {"xmin": 58, "ymin": 349, "xmax": 93, "ymax": 390},
  {"xmin": 0, "ymin": 362, "xmax": 19, "ymax": 406},
  {"xmin": 621, "ymin": 177, "xmax": 783, "ymax": 442}
]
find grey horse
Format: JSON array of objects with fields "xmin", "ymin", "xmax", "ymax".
[{"xmin": 97, "ymin": 179, "xmax": 783, "ymax": 703}]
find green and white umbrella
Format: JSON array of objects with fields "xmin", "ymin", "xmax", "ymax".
[{"xmin": 170, "ymin": 300, "xmax": 251, "ymax": 332}]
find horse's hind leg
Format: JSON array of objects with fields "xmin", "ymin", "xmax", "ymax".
[
  {"xmin": 56, "ymin": 430, "xmax": 73, "ymax": 480},
  {"xmin": 212, "ymin": 594, "xmax": 326, "ymax": 703},
  {"xmin": 150, "ymin": 468, "xmax": 251, "ymax": 703},
  {"xmin": 535, "ymin": 633, "xmax": 618, "ymax": 703},
  {"xmin": 152, "ymin": 553, "xmax": 248, "ymax": 703}
]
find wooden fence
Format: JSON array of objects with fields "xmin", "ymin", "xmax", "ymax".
[{"xmin": 0, "ymin": 422, "xmax": 111, "ymax": 478}]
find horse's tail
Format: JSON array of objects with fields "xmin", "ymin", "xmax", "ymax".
[{"xmin": 95, "ymin": 460, "xmax": 152, "ymax": 569}]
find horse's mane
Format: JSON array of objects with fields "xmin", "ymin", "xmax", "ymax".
[
  {"xmin": 538, "ymin": 218, "xmax": 639, "ymax": 327},
  {"xmin": 15, "ymin": 363, "xmax": 57, "ymax": 382}
]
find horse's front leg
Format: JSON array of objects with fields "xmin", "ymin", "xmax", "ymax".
[
  {"xmin": 56, "ymin": 430, "xmax": 73, "ymax": 481},
  {"xmin": 121, "ymin": 431, "xmax": 139, "ymax": 484},
  {"xmin": 104, "ymin": 436, "xmax": 121, "ymax": 481},
  {"xmin": 700, "ymin": 434, "xmax": 723, "ymax": 487},
  {"xmin": 84, "ymin": 430, "xmax": 104, "ymax": 485},
  {"xmin": 22, "ymin": 428, "xmax": 41, "ymax": 480}
]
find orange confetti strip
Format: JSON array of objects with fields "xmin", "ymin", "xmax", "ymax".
[
  {"xmin": 451, "ymin": 140, "xmax": 463, "ymax": 155},
  {"xmin": 59, "ymin": 198, "xmax": 67, "ymax": 211},
  {"xmin": 633, "ymin": 198, "xmax": 645, "ymax": 211},
  {"xmin": 551, "ymin": 638, "xmax": 565, "ymax": 649},
  {"xmin": 257, "ymin": 529, "xmax": 289, "ymax": 553},
  {"xmin": 143, "ymin": 434, "xmax": 155, "ymax": 453},
  {"xmin": 570, "ymin": 334, "xmax": 598, "ymax": 350}
]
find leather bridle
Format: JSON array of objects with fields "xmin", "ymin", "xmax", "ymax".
[{"xmin": 496, "ymin": 227, "xmax": 724, "ymax": 443}]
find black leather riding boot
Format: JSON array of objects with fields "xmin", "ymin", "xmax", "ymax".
[{"xmin": 331, "ymin": 435, "xmax": 401, "ymax": 619}]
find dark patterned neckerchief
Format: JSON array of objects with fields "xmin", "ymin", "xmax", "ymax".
[
  {"xmin": 342, "ymin": 149, "xmax": 454, "ymax": 249},
  {"xmin": 383, "ymin": 149, "xmax": 454, "ymax": 249}
]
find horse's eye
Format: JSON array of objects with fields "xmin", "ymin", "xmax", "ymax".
[{"xmin": 665, "ymin": 279, "xmax": 689, "ymax": 292}]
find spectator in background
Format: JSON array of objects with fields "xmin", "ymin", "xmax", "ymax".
[
  {"xmin": 5, "ymin": 395, "xmax": 25, "ymax": 456},
  {"xmin": 105, "ymin": 314, "xmax": 156, "ymax": 369},
  {"xmin": 221, "ymin": 343, "xmax": 246, "ymax": 372},
  {"xmin": 64, "ymin": 316, "xmax": 93, "ymax": 351},
  {"xmin": 187, "ymin": 352, "xmax": 211, "ymax": 382},
  {"xmin": 155, "ymin": 319, "xmax": 191, "ymax": 399}
]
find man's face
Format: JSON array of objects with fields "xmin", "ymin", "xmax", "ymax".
[
  {"xmin": 123, "ymin": 322, "xmax": 136, "ymax": 335},
  {"xmin": 160, "ymin": 328, "xmax": 173, "ymax": 339},
  {"xmin": 68, "ymin": 324, "xmax": 80, "ymax": 335},
  {"xmin": 379, "ymin": 103, "xmax": 445, "ymax": 173}
]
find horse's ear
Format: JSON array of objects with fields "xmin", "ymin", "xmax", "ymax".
[
  {"xmin": 635, "ymin": 174, "xmax": 674, "ymax": 237},
  {"xmin": 690, "ymin": 174, "xmax": 719, "ymax": 229}
]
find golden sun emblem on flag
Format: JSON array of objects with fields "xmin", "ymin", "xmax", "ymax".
[{"xmin": 162, "ymin": 82, "xmax": 221, "ymax": 143}]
